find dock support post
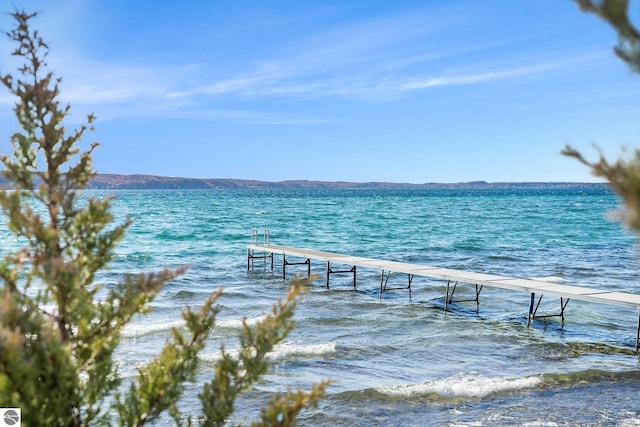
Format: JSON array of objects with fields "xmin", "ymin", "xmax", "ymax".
[
  {"xmin": 379, "ymin": 270, "xmax": 413, "ymax": 299},
  {"xmin": 443, "ymin": 281, "xmax": 482, "ymax": 309},
  {"xmin": 379, "ymin": 270, "xmax": 390, "ymax": 298},
  {"xmin": 473, "ymin": 284, "xmax": 482, "ymax": 311},
  {"xmin": 446, "ymin": 281, "xmax": 458, "ymax": 305},
  {"xmin": 528, "ymin": 293, "xmax": 536, "ymax": 326},
  {"xmin": 326, "ymin": 262, "xmax": 330, "ymax": 289},
  {"xmin": 444, "ymin": 280, "xmax": 451, "ymax": 310},
  {"xmin": 445, "ymin": 281, "xmax": 462, "ymax": 307},
  {"xmin": 326, "ymin": 262, "xmax": 357, "ymax": 291},
  {"xmin": 527, "ymin": 294, "xmax": 568, "ymax": 325},
  {"xmin": 560, "ymin": 297, "xmax": 569, "ymax": 324},
  {"xmin": 636, "ymin": 311, "xmax": 640, "ymax": 351},
  {"xmin": 530, "ymin": 293, "xmax": 544, "ymax": 325},
  {"xmin": 282, "ymin": 254, "xmax": 310, "ymax": 280}
]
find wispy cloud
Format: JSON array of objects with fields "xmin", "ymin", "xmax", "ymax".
[
  {"xmin": 399, "ymin": 53, "xmax": 609, "ymax": 92},
  {"xmin": 159, "ymin": 13, "xmax": 609, "ymax": 104},
  {"xmin": 147, "ymin": 108, "xmax": 334, "ymax": 125},
  {"xmin": 185, "ymin": 52, "xmax": 607, "ymax": 102},
  {"xmin": 0, "ymin": 5, "xmax": 610, "ymax": 124},
  {"xmin": 167, "ymin": 10, "xmax": 459, "ymax": 101},
  {"xmin": 53, "ymin": 57, "xmax": 181, "ymax": 104}
]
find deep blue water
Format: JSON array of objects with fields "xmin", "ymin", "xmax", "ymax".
[{"xmin": 62, "ymin": 188, "xmax": 640, "ymax": 425}]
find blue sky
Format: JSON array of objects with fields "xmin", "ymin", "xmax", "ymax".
[{"xmin": 0, "ymin": 0, "xmax": 638, "ymax": 183}]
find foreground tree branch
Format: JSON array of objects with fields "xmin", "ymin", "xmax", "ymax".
[
  {"xmin": 576, "ymin": 0, "xmax": 640, "ymax": 72},
  {"xmin": 564, "ymin": 1, "xmax": 640, "ymax": 231},
  {"xmin": 0, "ymin": 10, "xmax": 326, "ymax": 426}
]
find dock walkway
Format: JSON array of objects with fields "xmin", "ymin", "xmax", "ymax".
[{"xmin": 247, "ymin": 243, "xmax": 640, "ymax": 350}]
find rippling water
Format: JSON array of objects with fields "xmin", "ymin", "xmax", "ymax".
[{"xmin": 84, "ymin": 188, "xmax": 640, "ymax": 425}]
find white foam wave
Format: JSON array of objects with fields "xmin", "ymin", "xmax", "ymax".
[
  {"xmin": 267, "ymin": 341, "xmax": 337, "ymax": 361},
  {"xmin": 120, "ymin": 314, "xmax": 285, "ymax": 341},
  {"xmin": 619, "ymin": 417, "xmax": 640, "ymax": 427},
  {"xmin": 198, "ymin": 341, "xmax": 336, "ymax": 363},
  {"xmin": 198, "ymin": 348, "xmax": 233, "ymax": 363},
  {"xmin": 378, "ymin": 372, "xmax": 543, "ymax": 398},
  {"xmin": 215, "ymin": 314, "xmax": 267, "ymax": 329},
  {"xmin": 121, "ymin": 319, "xmax": 185, "ymax": 338}
]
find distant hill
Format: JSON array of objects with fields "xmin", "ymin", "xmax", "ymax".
[{"xmin": 84, "ymin": 173, "xmax": 609, "ymax": 191}]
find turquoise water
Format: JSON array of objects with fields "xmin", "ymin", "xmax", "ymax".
[{"xmin": 88, "ymin": 189, "xmax": 640, "ymax": 425}]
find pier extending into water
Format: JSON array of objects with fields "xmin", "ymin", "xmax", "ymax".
[{"xmin": 247, "ymin": 236, "xmax": 640, "ymax": 351}]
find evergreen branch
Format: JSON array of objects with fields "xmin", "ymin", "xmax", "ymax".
[
  {"xmin": 0, "ymin": 10, "xmax": 328, "ymax": 426},
  {"xmin": 114, "ymin": 290, "xmax": 221, "ymax": 426},
  {"xmin": 252, "ymin": 381, "xmax": 331, "ymax": 427},
  {"xmin": 76, "ymin": 268, "xmax": 185, "ymax": 369},
  {"xmin": 198, "ymin": 277, "xmax": 317, "ymax": 426}
]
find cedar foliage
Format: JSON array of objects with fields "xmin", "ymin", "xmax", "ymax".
[
  {"xmin": 0, "ymin": 10, "xmax": 326, "ymax": 426},
  {"xmin": 564, "ymin": 0, "xmax": 640, "ymax": 229}
]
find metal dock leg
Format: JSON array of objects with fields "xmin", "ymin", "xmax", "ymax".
[
  {"xmin": 527, "ymin": 294, "xmax": 569, "ymax": 325},
  {"xmin": 326, "ymin": 262, "xmax": 357, "ymax": 291},
  {"xmin": 559, "ymin": 297, "xmax": 569, "ymax": 324},
  {"xmin": 327, "ymin": 261, "xmax": 331, "ymax": 289},
  {"xmin": 636, "ymin": 311, "xmax": 640, "ymax": 351},
  {"xmin": 282, "ymin": 254, "xmax": 310, "ymax": 280},
  {"xmin": 378, "ymin": 270, "xmax": 412, "ymax": 299},
  {"xmin": 528, "ymin": 293, "xmax": 536, "ymax": 326},
  {"xmin": 444, "ymin": 280, "xmax": 451, "ymax": 310}
]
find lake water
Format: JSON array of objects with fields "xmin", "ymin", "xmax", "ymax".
[{"xmin": 100, "ymin": 187, "xmax": 640, "ymax": 426}]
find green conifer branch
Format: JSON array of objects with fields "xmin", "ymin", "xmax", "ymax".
[
  {"xmin": 198, "ymin": 277, "xmax": 325, "ymax": 426},
  {"xmin": 0, "ymin": 10, "xmax": 327, "ymax": 426}
]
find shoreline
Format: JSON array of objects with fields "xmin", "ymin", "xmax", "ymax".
[{"xmin": 85, "ymin": 173, "xmax": 610, "ymax": 190}]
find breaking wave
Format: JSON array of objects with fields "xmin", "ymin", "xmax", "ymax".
[
  {"xmin": 267, "ymin": 341, "xmax": 337, "ymax": 361},
  {"xmin": 377, "ymin": 372, "xmax": 543, "ymax": 399},
  {"xmin": 199, "ymin": 341, "xmax": 337, "ymax": 363},
  {"xmin": 121, "ymin": 319, "xmax": 185, "ymax": 338}
]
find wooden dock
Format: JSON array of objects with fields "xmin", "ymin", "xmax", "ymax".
[{"xmin": 247, "ymin": 241, "xmax": 640, "ymax": 350}]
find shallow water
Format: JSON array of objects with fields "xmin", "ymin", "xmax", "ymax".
[{"xmin": 48, "ymin": 188, "xmax": 640, "ymax": 425}]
